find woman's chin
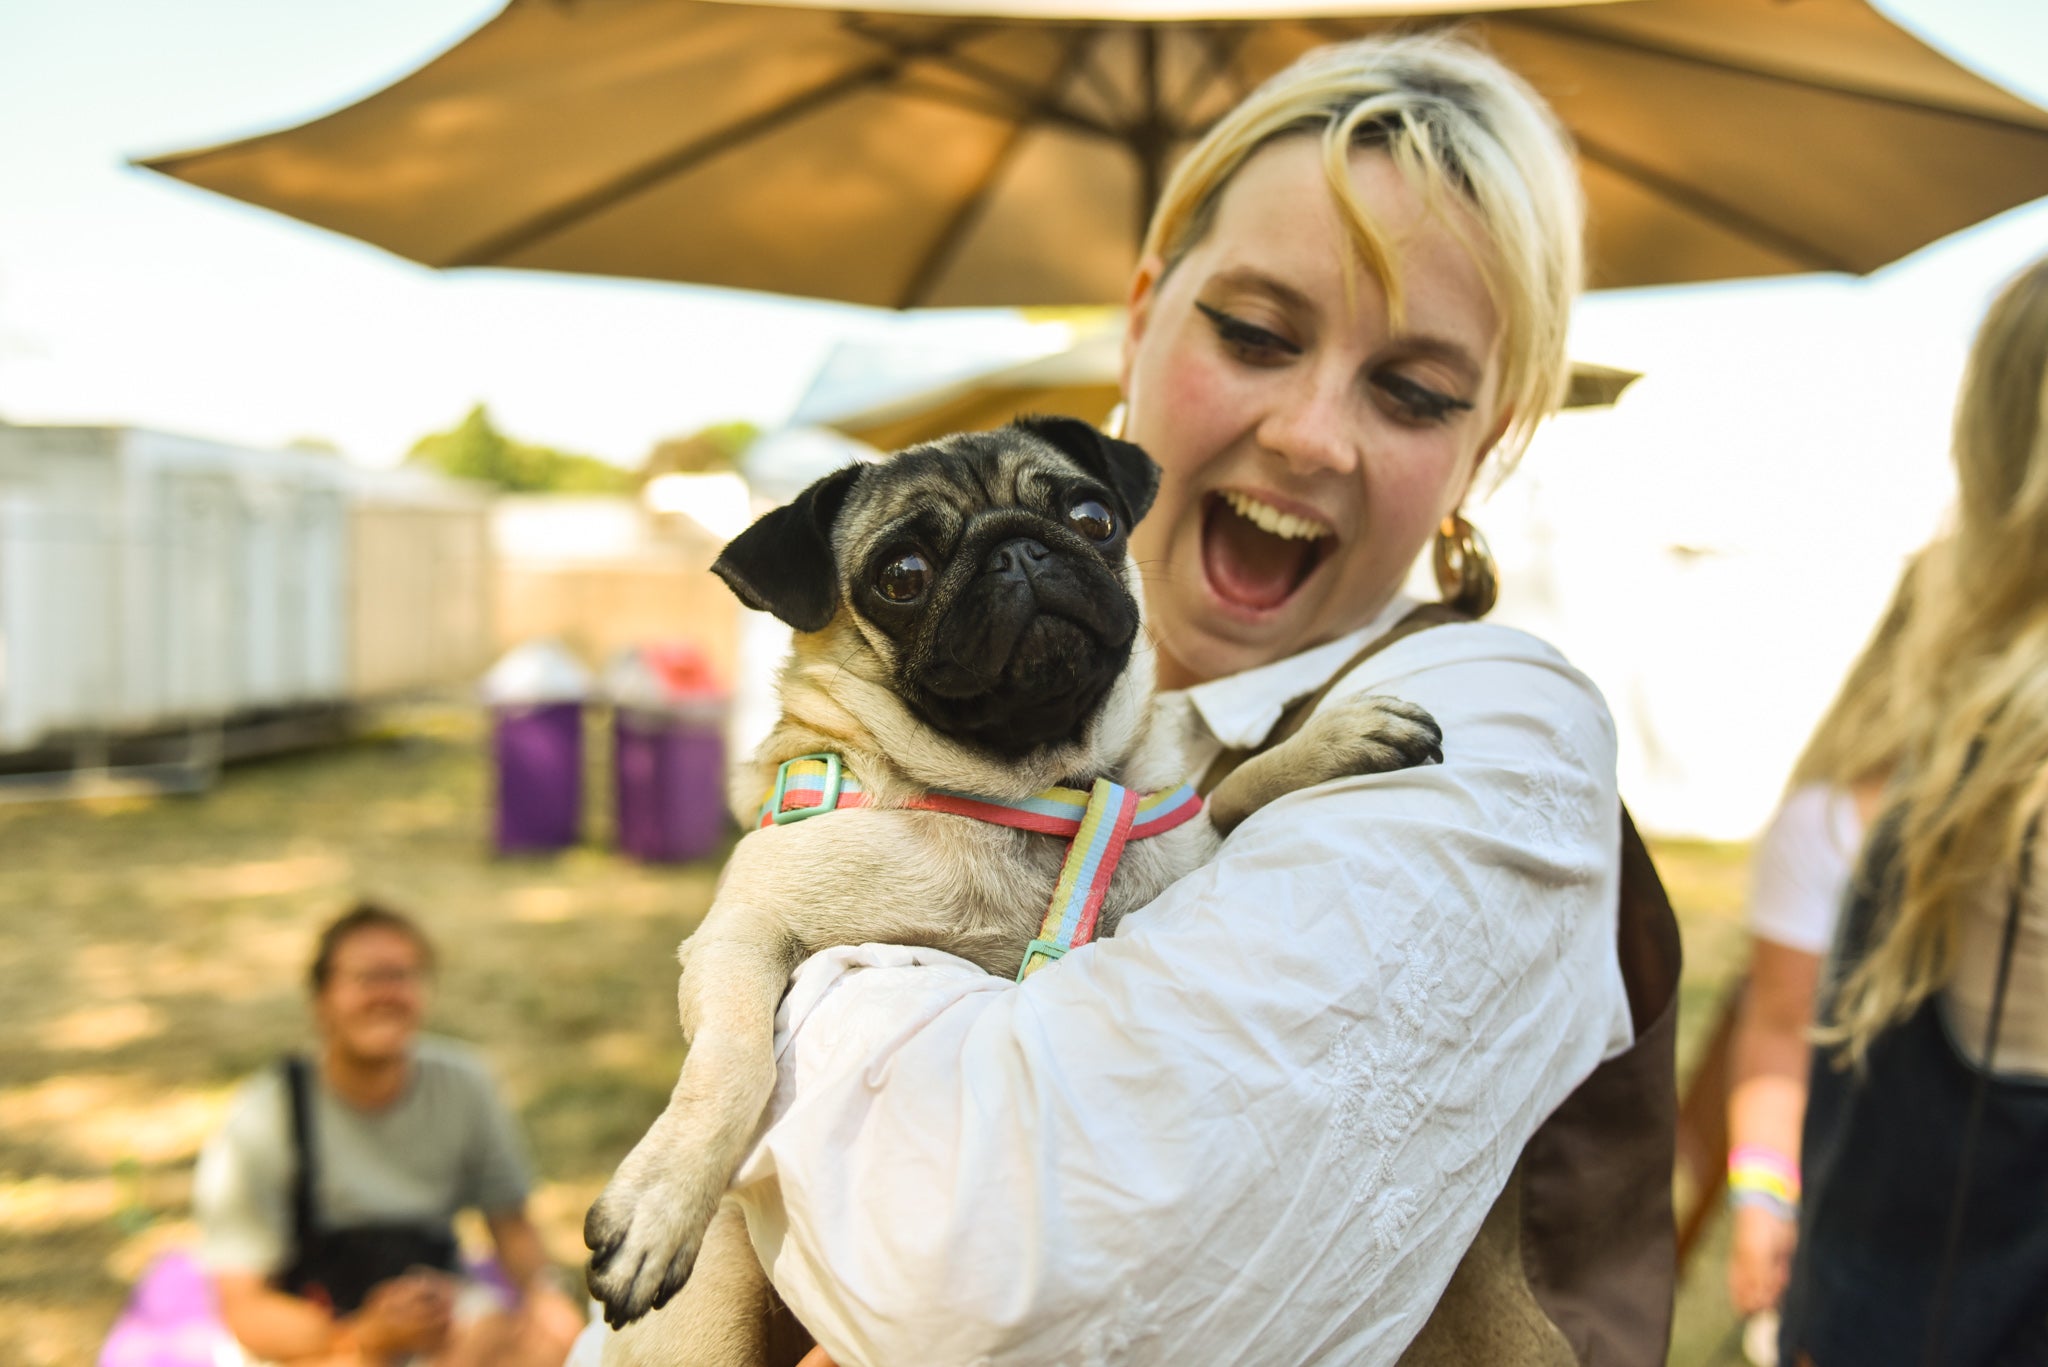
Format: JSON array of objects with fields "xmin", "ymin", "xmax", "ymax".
[{"xmin": 1158, "ymin": 563, "xmax": 1324, "ymax": 684}]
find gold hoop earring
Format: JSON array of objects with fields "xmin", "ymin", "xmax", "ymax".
[
  {"xmin": 1102, "ymin": 401, "xmax": 1128, "ymax": 440},
  {"xmin": 1434, "ymin": 513, "xmax": 1498, "ymax": 618}
]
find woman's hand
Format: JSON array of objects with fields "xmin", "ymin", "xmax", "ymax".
[
  {"xmin": 1728, "ymin": 1202, "xmax": 1798, "ymax": 1315},
  {"xmin": 797, "ymin": 1347, "xmax": 837, "ymax": 1367}
]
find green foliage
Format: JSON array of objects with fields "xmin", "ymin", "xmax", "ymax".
[
  {"xmin": 641, "ymin": 420, "xmax": 761, "ymax": 478},
  {"xmin": 406, "ymin": 404, "xmax": 634, "ymax": 494}
]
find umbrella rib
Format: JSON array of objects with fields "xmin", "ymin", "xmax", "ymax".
[
  {"xmin": 924, "ymin": 51, "xmax": 1122, "ymax": 141},
  {"xmin": 840, "ymin": 13, "xmax": 1119, "ymax": 140},
  {"xmin": 1176, "ymin": 28, "xmax": 1250, "ymax": 127},
  {"xmin": 446, "ymin": 39, "xmax": 975, "ymax": 268},
  {"xmin": 1075, "ymin": 37, "xmax": 1132, "ymax": 126},
  {"xmin": 896, "ymin": 34, "xmax": 1098, "ymax": 309},
  {"xmin": 1573, "ymin": 132, "xmax": 1856, "ymax": 274},
  {"xmin": 1498, "ymin": 12, "xmax": 2048, "ymax": 138}
]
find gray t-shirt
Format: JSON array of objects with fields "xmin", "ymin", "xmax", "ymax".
[{"xmin": 194, "ymin": 1035, "xmax": 533, "ymax": 1275}]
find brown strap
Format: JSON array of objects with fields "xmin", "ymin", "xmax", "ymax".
[{"xmin": 1198, "ymin": 602, "xmax": 1473, "ymax": 796}]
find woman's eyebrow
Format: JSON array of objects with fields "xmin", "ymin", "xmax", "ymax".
[
  {"xmin": 1387, "ymin": 334, "xmax": 1484, "ymax": 387},
  {"xmin": 1206, "ymin": 266, "xmax": 1317, "ymax": 315}
]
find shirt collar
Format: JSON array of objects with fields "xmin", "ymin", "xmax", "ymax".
[{"xmin": 1181, "ymin": 592, "xmax": 1421, "ymax": 751}]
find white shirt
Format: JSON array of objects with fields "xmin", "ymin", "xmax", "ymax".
[
  {"xmin": 1747, "ymin": 783, "xmax": 2048, "ymax": 1078},
  {"xmin": 729, "ymin": 596, "xmax": 1634, "ymax": 1366},
  {"xmin": 1746, "ymin": 783, "xmax": 1866, "ymax": 956}
]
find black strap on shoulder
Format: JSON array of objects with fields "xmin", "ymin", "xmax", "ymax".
[
  {"xmin": 283, "ymin": 1054, "xmax": 319, "ymax": 1247},
  {"xmin": 1922, "ymin": 806, "xmax": 2042, "ymax": 1366}
]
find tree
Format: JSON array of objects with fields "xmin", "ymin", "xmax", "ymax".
[
  {"xmin": 640, "ymin": 421, "xmax": 761, "ymax": 480},
  {"xmin": 405, "ymin": 405, "xmax": 634, "ymax": 494}
]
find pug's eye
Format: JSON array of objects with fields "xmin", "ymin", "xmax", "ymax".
[
  {"xmin": 1065, "ymin": 497, "xmax": 1116, "ymax": 543},
  {"xmin": 874, "ymin": 549, "xmax": 931, "ymax": 604}
]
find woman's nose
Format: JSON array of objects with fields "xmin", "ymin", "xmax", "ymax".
[{"xmin": 1257, "ymin": 372, "xmax": 1360, "ymax": 478}]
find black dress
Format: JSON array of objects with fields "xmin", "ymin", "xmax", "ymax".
[{"xmin": 1780, "ymin": 814, "xmax": 2048, "ymax": 1367}]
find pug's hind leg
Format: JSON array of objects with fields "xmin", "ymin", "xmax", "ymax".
[
  {"xmin": 601, "ymin": 1200, "xmax": 772, "ymax": 1367},
  {"xmin": 1207, "ymin": 695, "xmax": 1442, "ymax": 836},
  {"xmin": 586, "ymin": 920, "xmax": 796, "ymax": 1328}
]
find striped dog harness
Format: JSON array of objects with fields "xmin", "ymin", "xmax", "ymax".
[{"xmin": 757, "ymin": 753, "xmax": 1204, "ymax": 980}]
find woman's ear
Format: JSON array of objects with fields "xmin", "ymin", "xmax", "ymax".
[
  {"xmin": 1459, "ymin": 410, "xmax": 1515, "ymax": 504},
  {"xmin": 1120, "ymin": 253, "xmax": 1165, "ymax": 398}
]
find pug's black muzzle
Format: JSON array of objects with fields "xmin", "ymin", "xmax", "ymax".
[{"xmin": 907, "ymin": 522, "xmax": 1138, "ymax": 757}]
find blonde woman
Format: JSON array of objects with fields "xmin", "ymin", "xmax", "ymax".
[
  {"xmin": 1724, "ymin": 571, "xmax": 1913, "ymax": 1321},
  {"xmin": 1778, "ymin": 255, "xmax": 2048, "ymax": 1367},
  {"xmin": 665, "ymin": 34, "xmax": 1674, "ymax": 1366}
]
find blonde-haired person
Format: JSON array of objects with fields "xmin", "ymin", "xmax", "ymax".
[
  {"xmin": 1724, "ymin": 569, "xmax": 1915, "ymax": 1324},
  {"xmin": 645, "ymin": 33, "xmax": 1673, "ymax": 1367},
  {"xmin": 1776, "ymin": 254, "xmax": 2048, "ymax": 1367}
]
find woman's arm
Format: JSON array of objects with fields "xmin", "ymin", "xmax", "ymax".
[
  {"xmin": 1725, "ymin": 936, "xmax": 1823, "ymax": 1316},
  {"xmin": 731, "ymin": 627, "xmax": 1631, "ymax": 1367},
  {"xmin": 1723, "ymin": 783, "xmax": 1867, "ymax": 1314}
]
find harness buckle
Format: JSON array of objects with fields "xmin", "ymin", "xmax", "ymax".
[
  {"xmin": 1016, "ymin": 938, "xmax": 1067, "ymax": 981},
  {"xmin": 770, "ymin": 752, "xmax": 843, "ymax": 825}
]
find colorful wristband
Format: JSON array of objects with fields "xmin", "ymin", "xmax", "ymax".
[{"xmin": 1728, "ymin": 1143, "xmax": 1801, "ymax": 1218}]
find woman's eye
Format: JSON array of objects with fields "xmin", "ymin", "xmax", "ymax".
[
  {"xmin": 874, "ymin": 549, "xmax": 931, "ymax": 603},
  {"xmin": 1196, "ymin": 301, "xmax": 1300, "ymax": 364},
  {"xmin": 1065, "ymin": 497, "xmax": 1116, "ymax": 542},
  {"xmin": 1372, "ymin": 372, "xmax": 1475, "ymax": 426}
]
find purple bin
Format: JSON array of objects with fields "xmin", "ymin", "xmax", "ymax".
[
  {"xmin": 492, "ymin": 700, "xmax": 584, "ymax": 854},
  {"xmin": 614, "ymin": 706, "xmax": 729, "ymax": 862}
]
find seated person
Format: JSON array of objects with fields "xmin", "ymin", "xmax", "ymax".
[{"xmin": 193, "ymin": 901, "xmax": 585, "ymax": 1366}]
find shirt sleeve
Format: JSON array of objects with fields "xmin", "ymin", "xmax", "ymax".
[
  {"xmin": 1747, "ymin": 784, "xmax": 1859, "ymax": 955},
  {"xmin": 729, "ymin": 624, "xmax": 1632, "ymax": 1367},
  {"xmin": 193, "ymin": 1070, "xmax": 294, "ymax": 1277},
  {"xmin": 455, "ymin": 1052, "xmax": 534, "ymax": 1215}
]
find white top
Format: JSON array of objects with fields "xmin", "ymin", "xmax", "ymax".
[
  {"xmin": 1744, "ymin": 781, "xmax": 2048, "ymax": 1079},
  {"xmin": 728, "ymin": 595, "xmax": 1634, "ymax": 1367},
  {"xmin": 1746, "ymin": 782, "xmax": 1865, "ymax": 956}
]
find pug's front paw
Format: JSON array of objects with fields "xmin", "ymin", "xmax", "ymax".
[
  {"xmin": 584, "ymin": 1160, "xmax": 712, "ymax": 1328},
  {"xmin": 1309, "ymin": 694, "xmax": 1444, "ymax": 778}
]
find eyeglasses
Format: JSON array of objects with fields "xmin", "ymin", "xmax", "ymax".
[{"xmin": 336, "ymin": 966, "xmax": 428, "ymax": 990}]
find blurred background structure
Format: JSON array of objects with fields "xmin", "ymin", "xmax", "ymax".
[{"xmin": 5, "ymin": 1, "xmax": 2048, "ymax": 1363}]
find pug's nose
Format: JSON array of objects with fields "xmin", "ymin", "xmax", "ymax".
[{"xmin": 984, "ymin": 538, "xmax": 1050, "ymax": 578}]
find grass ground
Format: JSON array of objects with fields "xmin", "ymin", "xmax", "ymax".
[{"xmin": 3, "ymin": 706, "xmax": 1756, "ymax": 1365}]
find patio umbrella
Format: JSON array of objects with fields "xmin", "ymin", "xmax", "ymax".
[
  {"xmin": 810, "ymin": 319, "xmax": 1641, "ymax": 450},
  {"xmin": 141, "ymin": 0, "xmax": 2048, "ymax": 306}
]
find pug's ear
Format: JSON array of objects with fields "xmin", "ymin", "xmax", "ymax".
[
  {"xmin": 1013, "ymin": 414, "xmax": 1161, "ymax": 525},
  {"xmin": 711, "ymin": 463, "xmax": 863, "ymax": 632}
]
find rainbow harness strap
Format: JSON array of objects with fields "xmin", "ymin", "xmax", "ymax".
[{"xmin": 757, "ymin": 753, "xmax": 1204, "ymax": 980}]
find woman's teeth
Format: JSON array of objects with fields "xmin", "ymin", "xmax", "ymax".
[{"xmin": 1221, "ymin": 490, "xmax": 1330, "ymax": 542}]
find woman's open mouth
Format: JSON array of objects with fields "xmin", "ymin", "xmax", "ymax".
[{"xmin": 1200, "ymin": 490, "xmax": 1334, "ymax": 614}]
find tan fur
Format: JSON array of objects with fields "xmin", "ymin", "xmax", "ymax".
[{"xmin": 1395, "ymin": 1165, "xmax": 1576, "ymax": 1367}]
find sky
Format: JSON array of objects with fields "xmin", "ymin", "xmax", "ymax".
[{"xmin": 2, "ymin": 0, "xmax": 2046, "ymax": 472}]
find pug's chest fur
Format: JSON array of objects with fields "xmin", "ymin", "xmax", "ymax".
[{"xmin": 724, "ymin": 775, "xmax": 1216, "ymax": 983}]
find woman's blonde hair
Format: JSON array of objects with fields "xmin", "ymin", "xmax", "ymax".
[
  {"xmin": 1140, "ymin": 31, "xmax": 1584, "ymax": 467},
  {"xmin": 1826, "ymin": 253, "xmax": 2048, "ymax": 1062},
  {"xmin": 1785, "ymin": 555, "xmax": 1919, "ymax": 794}
]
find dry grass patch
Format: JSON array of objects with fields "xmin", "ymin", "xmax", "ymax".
[{"xmin": 1, "ymin": 705, "xmax": 1757, "ymax": 1366}]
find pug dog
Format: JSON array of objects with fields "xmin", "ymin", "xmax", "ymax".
[{"xmin": 584, "ymin": 416, "xmax": 1443, "ymax": 1364}]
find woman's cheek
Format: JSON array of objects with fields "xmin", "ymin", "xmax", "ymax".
[{"xmin": 1150, "ymin": 338, "xmax": 1243, "ymax": 468}]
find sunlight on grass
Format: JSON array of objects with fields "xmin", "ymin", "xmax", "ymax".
[{"xmin": 2, "ymin": 706, "xmax": 1759, "ymax": 1365}]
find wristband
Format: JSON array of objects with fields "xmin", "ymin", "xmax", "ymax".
[{"xmin": 1728, "ymin": 1143, "xmax": 1801, "ymax": 1219}]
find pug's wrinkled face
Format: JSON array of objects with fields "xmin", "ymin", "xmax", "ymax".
[{"xmin": 714, "ymin": 416, "xmax": 1160, "ymax": 760}]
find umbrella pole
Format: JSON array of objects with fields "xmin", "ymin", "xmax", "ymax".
[{"xmin": 1131, "ymin": 27, "xmax": 1167, "ymax": 253}]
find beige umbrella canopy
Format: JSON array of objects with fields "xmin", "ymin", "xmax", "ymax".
[
  {"xmin": 142, "ymin": 0, "xmax": 2048, "ymax": 306},
  {"xmin": 818, "ymin": 320, "xmax": 1640, "ymax": 450}
]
